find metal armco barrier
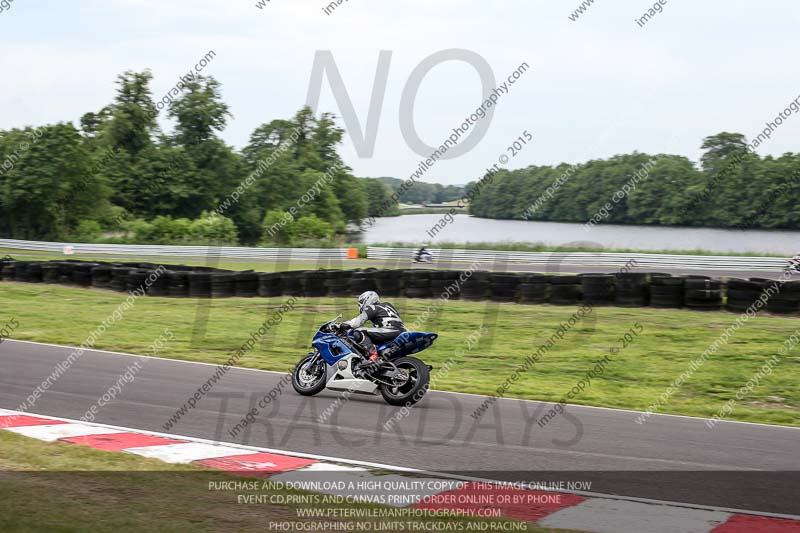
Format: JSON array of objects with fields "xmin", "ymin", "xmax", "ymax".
[
  {"xmin": 0, "ymin": 239, "xmax": 352, "ymax": 261},
  {"xmin": 367, "ymin": 247, "xmax": 787, "ymax": 272}
]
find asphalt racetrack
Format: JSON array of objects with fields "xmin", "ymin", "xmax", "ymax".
[{"xmin": 1, "ymin": 339, "xmax": 798, "ymax": 516}]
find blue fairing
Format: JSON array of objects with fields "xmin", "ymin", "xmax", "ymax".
[
  {"xmin": 312, "ymin": 331, "xmax": 355, "ymax": 365},
  {"xmin": 311, "ymin": 326, "xmax": 437, "ymax": 364},
  {"xmin": 378, "ymin": 331, "xmax": 438, "ymax": 359}
]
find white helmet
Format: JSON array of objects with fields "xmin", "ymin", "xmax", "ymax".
[{"xmin": 358, "ymin": 291, "xmax": 380, "ymax": 312}]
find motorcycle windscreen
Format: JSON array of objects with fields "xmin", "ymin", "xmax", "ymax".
[{"xmin": 378, "ymin": 332, "xmax": 438, "ymax": 358}]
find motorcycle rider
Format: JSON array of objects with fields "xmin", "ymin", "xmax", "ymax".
[
  {"xmin": 414, "ymin": 246, "xmax": 431, "ymax": 263},
  {"xmin": 790, "ymin": 254, "xmax": 800, "ymax": 272},
  {"xmin": 339, "ymin": 291, "xmax": 406, "ymax": 370}
]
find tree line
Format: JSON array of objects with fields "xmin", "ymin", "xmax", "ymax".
[
  {"xmin": 0, "ymin": 70, "xmax": 401, "ymax": 245},
  {"xmin": 376, "ymin": 177, "xmax": 466, "ymax": 205},
  {"xmin": 469, "ymin": 132, "xmax": 800, "ymax": 230},
  {"xmin": 5, "ymin": 74, "xmax": 796, "ymax": 247}
]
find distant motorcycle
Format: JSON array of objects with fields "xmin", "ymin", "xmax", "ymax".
[
  {"xmin": 785, "ymin": 256, "xmax": 800, "ymax": 274},
  {"xmin": 292, "ymin": 315, "xmax": 436, "ymax": 406},
  {"xmin": 413, "ymin": 248, "xmax": 433, "ymax": 263}
]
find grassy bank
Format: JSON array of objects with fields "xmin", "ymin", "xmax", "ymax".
[
  {"xmin": 0, "ymin": 432, "xmax": 557, "ymax": 533},
  {"xmin": 1, "ymin": 282, "xmax": 798, "ymax": 426}
]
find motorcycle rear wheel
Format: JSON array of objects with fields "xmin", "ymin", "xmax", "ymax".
[
  {"xmin": 292, "ymin": 354, "xmax": 327, "ymax": 396},
  {"xmin": 379, "ymin": 356, "xmax": 430, "ymax": 406}
]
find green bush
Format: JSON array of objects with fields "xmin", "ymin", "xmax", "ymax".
[
  {"xmin": 149, "ymin": 216, "xmax": 192, "ymax": 242},
  {"xmin": 123, "ymin": 219, "xmax": 154, "ymax": 242},
  {"xmin": 117, "ymin": 212, "xmax": 238, "ymax": 245},
  {"xmin": 292, "ymin": 215, "xmax": 333, "ymax": 241},
  {"xmin": 261, "ymin": 210, "xmax": 292, "ymax": 244},
  {"xmin": 189, "ymin": 211, "xmax": 238, "ymax": 243},
  {"xmin": 261, "ymin": 210, "xmax": 333, "ymax": 245},
  {"xmin": 71, "ymin": 220, "xmax": 103, "ymax": 242}
]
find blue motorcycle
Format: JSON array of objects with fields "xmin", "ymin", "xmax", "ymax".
[{"xmin": 292, "ymin": 314, "xmax": 437, "ymax": 406}]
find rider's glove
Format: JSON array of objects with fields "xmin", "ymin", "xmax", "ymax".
[{"xmin": 332, "ymin": 322, "xmax": 350, "ymax": 334}]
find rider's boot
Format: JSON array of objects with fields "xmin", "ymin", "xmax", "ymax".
[{"xmin": 358, "ymin": 348, "xmax": 381, "ymax": 372}]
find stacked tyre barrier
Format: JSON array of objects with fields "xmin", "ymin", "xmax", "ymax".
[
  {"xmin": 281, "ymin": 270, "xmax": 305, "ymax": 297},
  {"xmin": 550, "ymin": 276, "xmax": 582, "ymax": 305},
  {"xmin": 188, "ymin": 272, "xmax": 213, "ymax": 298},
  {"xmin": 488, "ymin": 273, "xmax": 521, "ymax": 302},
  {"xmin": 211, "ymin": 273, "xmax": 236, "ymax": 298},
  {"xmin": 349, "ymin": 269, "xmax": 377, "ymax": 295},
  {"xmin": 12, "ymin": 261, "xmax": 43, "ymax": 283},
  {"xmin": 234, "ymin": 271, "xmax": 259, "ymax": 298},
  {"xmin": 614, "ymin": 272, "xmax": 649, "ymax": 307},
  {"xmin": 0, "ymin": 262, "xmax": 14, "ymax": 281},
  {"xmin": 41, "ymin": 262, "xmax": 61, "ymax": 284},
  {"xmin": 91, "ymin": 265, "xmax": 113, "ymax": 289},
  {"xmin": 519, "ymin": 274, "xmax": 548, "ymax": 304},
  {"xmin": 683, "ymin": 276, "xmax": 723, "ymax": 312},
  {"xmin": 725, "ymin": 278, "xmax": 761, "ymax": 314},
  {"xmin": 110, "ymin": 267, "xmax": 134, "ymax": 292},
  {"xmin": 580, "ymin": 274, "xmax": 615, "ymax": 306},
  {"xmin": 167, "ymin": 271, "xmax": 189, "ymax": 297},
  {"xmin": 649, "ymin": 275, "xmax": 684, "ymax": 308},
  {"xmin": 72, "ymin": 263, "xmax": 98, "ymax": 287},
  {"xmin": 723, "ymin": 278, "xmax": 800, "ymax": 315},
  {"xmin": 766, "ymin": 280, "xmax": 800, "ymax": 314},
  {"xmin": 459, "ymin": 271, "xmax": 489, "ymax": 301},
  {"xmin": 0, "ymin": 258, "xmax": 798, "ymax": 316},
  {"xmin": 257, "ymin": 272, "xmax": 283, "ymax": 297},
  {"xmin": 373, "ymin": 270, "xmax": 400, "ymax": 297},
  {"xmin": 127, "ymin": 269, "xmax": 155, "ymax": 295},
  {"xmin": 403, "ymin": 270, "xmax": 432, "ymax": 299},
  {"xmin": 7, "ymin": 262, "xmax": 24, "ymax": 283}
]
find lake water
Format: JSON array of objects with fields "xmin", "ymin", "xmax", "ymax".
[{"xmin": 359, "ymin": 215, "xmax": 800, "ymax": 255}]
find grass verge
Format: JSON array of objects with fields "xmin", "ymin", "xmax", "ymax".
[{"xmin": 1, "ymin": 282, "xmax": 799, "ymax": 426}]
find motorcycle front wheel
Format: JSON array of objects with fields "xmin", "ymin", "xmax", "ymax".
[
  {"xmin": 379, "ymin": 356, "xmax": 430, "ymax": 406},
  {"xmin": 292, "ymin": 353, "xmax": 327, "ymax": 396}
]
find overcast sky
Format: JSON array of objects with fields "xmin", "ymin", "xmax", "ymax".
[{"xmin": 2, "ymin": 0, "xmax": 799, "ymax": 184}]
